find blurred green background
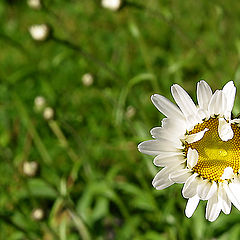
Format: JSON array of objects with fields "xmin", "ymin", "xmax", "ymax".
[{"xmin": 1, "ymin": 0, "xmax": 240, "ymax": 239}]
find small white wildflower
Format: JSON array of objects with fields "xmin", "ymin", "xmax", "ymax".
[
  {"xmin": 82, "ymin": 73, "xmax": 94, "ymax": 86},
  {"xmin": 23, "ymin": 161, "xmax": 38, "ymax": 177},
  {"xmin": 27, "ymin": 0, "xmax": 41, "ymax": 9},
  {"xmin": 43, "ymin": 107, "xmax": 54, "ymax": 120},
  {"xmin": 101, "ymin": 0, "xmax": 122, "ymax": 11},
  {"xmin": 32, "ymin": 208, "xmax": 44, "ymax": 221},
  {"xmin": 29, "ymin": 24, "xmax": 49, "ymax": 41},
  {"xmin": 34, "ymin": 96, "xmax": 46, "ymax": 112}
]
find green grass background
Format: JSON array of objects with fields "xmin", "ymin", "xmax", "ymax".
[{"xmin": 1, "ymin": 0, "xmax": 240, "ymax": 239}]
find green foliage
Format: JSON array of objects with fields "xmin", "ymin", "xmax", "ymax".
[{"xmin": 1, "ymin": 0, "xmax": 240, "ymax": 239}]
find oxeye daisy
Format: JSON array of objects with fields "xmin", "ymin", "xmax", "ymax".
[{"xmin": 138, "ymin": 80, "xmax": 240, "ymax": 222}]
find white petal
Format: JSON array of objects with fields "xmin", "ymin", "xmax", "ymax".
[
  {"xmin": 206, "ymin": 194, "xmax": 221, "ymax": 222},
  {"xmin": 169, "ymin": 169, "xmax": 192, "ymax": 183},
  {"xmin": 151, "ymin": 94, "xmax": 184, "ymax": 119},
  {"xmin": 160, "ymin": 136, "xmax": 183, "ymax": 148},
  {"xmin": 153, "ymin": 153, "xmax": 185, "ymax": 167},
  {"xmin": 208, "ymin": 90, "xmax": 227, "ymax": 116},
  {"xmin": 206, "ymin": 181, "xmax": 218, "ymax": 199},
  {"xmin": 138, "ymin": 140, "xmax": 162, "ymax": 155},
  {"xmin": 161, "ymin": 118, "xmax": 186, "ymax": 137},
  {"xmin": 153, "ymin": 177, "xmax": 174, "ymax": 190},
  {"xmin": 221, "ymin": 196, "xmax": 231, "ymax": 214},
  {"xmin": 185, "ymin": 195, "xmax": 200, "ymax": 218},
  {"xmin": 220, "ymin": 167, "xmax": 234, "ymax": 180},
  {"xmin": 197, "ymin": 80, "xmax": 213, "ymax": 110},
  {"xmin": 187, "ymin": 148, "xmax": 198, "ymax": 169},
  {"xmin": 224, "ymin": 182, "xmax": 240, "ymax": 211},
  {"xmin": 218, "ymin": 182, "xmax": 231, "ymax": 214},
  {"xmin": 152, "ymin": 167, "xmax": 171, "ymax": 188},
  {"xmin": 218, "ymin": 118, "xmax": 234, "ymax": 141},
  {"xmin": 171, "ymin": 84, "xmax": 198, "ymax": 118},
  {"xmin": 185, "ymin": 115, "xmax": 202, "ymax": 131},
  {"xmin": 150, "ymin": 127, "xmax": 163, "ymax": 139},
  {"xmin": 150, "ymin": 127, "xmax": 183, "ymax": 148},
  {"xmin": 152, "ymin": 165, "xmax": 181, "ymax": 190},
  {"xmin": 197, "ymin": 179, "xmax": 218, "ymax": 201},
  {"xmin": 153, "ymin": 151, "xmax": 183, "ymax": 162},
  {"xmin": 231, "ymin": 118, "xmax": 240, "ymax": 124},
  {"xmin": 197, "ymin": 179, "xmax": 212, "ymax": 200},
  {"xmin": 229, "ymin": 180, "xmax": 240, "ymax": 210},
  {"xmin": 138, "ymin": 139, "xmax": 180, "ymax": 156},
  {"xmin": 150, "ymin": 126, "xmax": 184, "ymax": 142},
  {"xmin": 222, "ymin": 81, "xmax": 236, "ymax": 120},
  {"xmin": 185, "ymin": 128, "xmax": 208, "ymax": 144},
  {"xmin": 197, "ymin": 108, "xmax": 209, "ymax": 120},
  {"xmin": 182, "ymin": 173, "xmax": 199, "ymax": 198}
]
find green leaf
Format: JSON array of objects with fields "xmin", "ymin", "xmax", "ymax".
[{"xmin": 27, "ymin": 178, "xmax": 58, "ymax": 199}]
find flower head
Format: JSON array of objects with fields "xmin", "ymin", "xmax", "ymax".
[
  {"xmin": 43, "ymin": 107, "xmax": 54, "ymax": 120},
  {"xmin": 29, "ymin": 24, "xmax": 50, "ymax": 41},
  {"xmin": 23, "ymin": 161, "xmax": 38, "ymax": 177},
  {"xmin": 101, "ymin": 0, "xmax": 122, "ymax": 11},
  {"xmin": 138, "ymin": 80, "xmax": 240, "ymax": 221},
  {"xmin": 34, "ymin": 96, "xmax": 46, "ymax": 112},
  {"xmin": 27, "ymin": 0, "xmax": 41, "ymax": 9},
  {"xmin": 82, "ymin": 73, "xmax": 94, "ymax": 87},
  {"xmin": 32, "ymin": 208, "xmax": 44, "ymax": 221}
]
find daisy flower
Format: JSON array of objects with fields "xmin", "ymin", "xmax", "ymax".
[{"xmin": 138, "ymin": 80, "xmax": 240, "ymax": 222}]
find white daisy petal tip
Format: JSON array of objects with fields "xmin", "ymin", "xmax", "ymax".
[
  {"xmin": 187, "ymin": 148, "xmax": 199, "ymax": 169},
  {"xmin": 171, "ymin": 84, "xmax": 198, "ymax": 120},
  {"xmin": 220, "ymin": 167, "xmax": 235, "ymax": 180},
  {"xmin": 218, "ymin": 182, "xmax": 232, "ymax": 215},
  {"xmin": 208, "ymin": 90, "xmax": 227, "ymax": 117},
  {"xmin": 150, "ymin": 94, "xmax": 184, "ymax": 119},
  {"xmin": 137, "ymin": 140, "xmax": 162, "ymax": 156},
  {"xmin": 223, "ymin": 81, "xmax": 236, "ymax": 92},
  {"xmin": 152, "ymin": 167, "xmax": 178, "ymax": 190},
  {"xmin": 197, "ymin": 80, "xmax": 212, "ymax": 110},
  {"xmin": 231, "ymin": 119, "xmax": 240, "ymax": 124},
  {"xmin": 185, "ymin": 195, "xmax": 200, "ymax": 218},
  {"xmin": 222, "ymin": 81, "xmax": 236, "ymax": 119},
  {"xmin": 206, "ymin": 194, "xmax": 221, "ymax": 222},
  {"xmin": 197, "ymin": 180, "xmax": 217, "ymax": 201},
  {"xmin": 182, "ymin": 173, "xmax": 199, "ymax": 199},
  {"xmin": 218, "ymin": 118, "xmax": 234, "ymax": 141}
]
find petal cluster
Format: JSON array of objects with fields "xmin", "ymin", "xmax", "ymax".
[{"xmin": 138, "ymin": 80, "xmax": 239, "ymax": 221}]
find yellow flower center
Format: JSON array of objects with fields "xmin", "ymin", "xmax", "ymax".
[{"xmin": 184, "ymin": 118, "xmax": 240, "ymax": 182}]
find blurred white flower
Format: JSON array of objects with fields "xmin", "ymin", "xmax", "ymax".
[
  {"xmin": 101, "ymin": 0, "xmax": 122, "ymax": 11},
  {"xmin": 32, "ymin": 208, "xmax": 44, "ymax": 221},
  {"xmin": 125, "ymin": 105, "xmax": 136, "ymax": 119},
  {"xmin": 27, "ymin": 0, "xmax": 41, "ymax": 9},
  {"xmin": 82, "ymin": 73, "xmax": 94, "ymax": 87},
  {"xmin": 43, "ymin": 107, "xmax": 54, "ymax": 120},
  {"xmin": 29, "ymin": 24, "xmax": 49, "ymax": 41},
  {"xmin": 34, "ymin": 96, "xmax": 46, "ymax": 112},
  {"xmin": 23, "ymin": 161, "xmax": 38, "ymax": 177}
]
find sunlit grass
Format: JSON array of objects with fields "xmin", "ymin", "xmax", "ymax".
[{"xmin": 1, "ymin": 0, "xmax": 240, "ymax": 239}]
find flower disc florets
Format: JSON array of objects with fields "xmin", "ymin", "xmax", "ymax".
[
  {"xmin": 184, "ymin": 117, "xmax": 240, "ymax": 182},
  {"xmin": 138, "ymin": 80, "xmax": 240, "ymax": 222}
]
